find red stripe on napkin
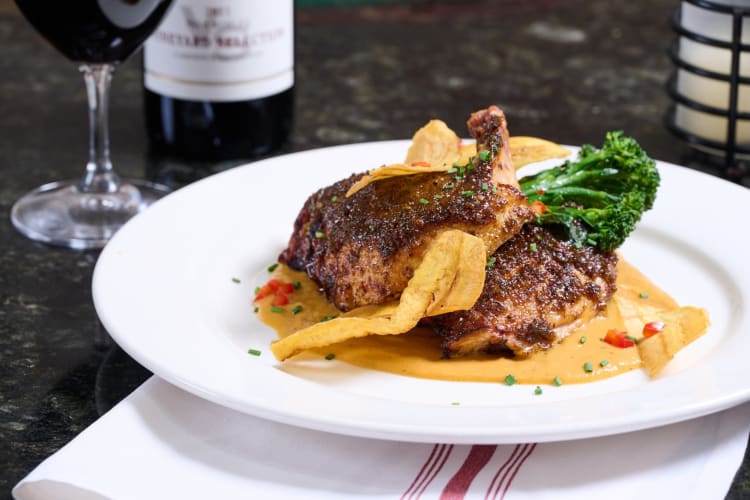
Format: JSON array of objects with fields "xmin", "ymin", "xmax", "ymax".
[
  {"xmin": 485, "ymin": 443, "xmax": 537, "ymax": 500},
  {"xmin": 402, "ymin": 443, "xmax": 454, "ymax": 500},
  {"xmin": 484, "ymin": 444, "xmax": 523, "ymax": 500},
  {"xmin": 439, "ymin": 444, "xmax": 497, "ymax": 499},
  {"xmin": 498, "ymin": 443, "xmax": 536, "ymax": 499}
]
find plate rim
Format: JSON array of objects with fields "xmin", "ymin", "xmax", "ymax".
[{"xmin": 93, "ymin": 140, "xmax": 750, "ymax": 444}]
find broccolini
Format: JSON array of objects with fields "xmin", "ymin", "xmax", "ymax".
[{"xmin": 519, "ymin": 131, "xmax": 660, "ymax": 252}]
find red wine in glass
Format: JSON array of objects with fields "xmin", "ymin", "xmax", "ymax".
[{"xmin": 11, "ymin": 0, "xmax": 174, "ymax": 249}]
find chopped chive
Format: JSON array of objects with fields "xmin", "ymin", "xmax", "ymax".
[
  {"xmin": 434, "ymin": 194, "xmax": 444, "ymax": 200},
  {"xmin": 491, "ymin": 145, "xmax": 499, "ymax": 155},
  {"xmin": 314, "ymin": 231, "xmax": 325, "ymax": 239},
  {"xmin": 579, "ymin": 335, "xmax": 587, "ymax": 344},
  {"xmin": 247, "ymin": 348, "xmax": 262, "ymax": 356},
  {"xmin": 419, "ymin": 198, "xmax": 429, "ymax": 205},
  {"xmin": 600, "ymin": 359, "xmax": 609, "ymax": 367},
  {"xmin": 574, "ymin": 241, "xmax": 583, "ymax": 249},
  {"xmin": 626, "ymin": 335, "xmax": 639, "ymax": 343},
  {"xmin": 254, "ymin": 286, "xmax": 261, "ymax": 295},
  {"xmin": 478, "ymin": 150, "xmax": 491, "ymax": 162},
  {"xmin": 231, "ymin": 277, "xmax": 241, "ymax": 284},
  {"xmin": 267, "ymin": 263, "xmax": 279, "ymax": 272},
  {"xmin": 447, "ymin": 167, "xmax": 458, "ymax": 174},
  {"xmin": 486, "ymin": 256, "xmax": 497, "ymax": 268},
  {"xmin": 552, "ymin": 376, "xmax": 563, "ymax": 386},
  {"xmin": 291, "ymin": 305, "xmax": 304, "ymax": 315},
  {"xmin": 293, "ymin": 281, "xmax": 301, "ymax": 290},
  {"xmin": 320, "ymin": 315, "xmax": 337, "ymax": 322},
  {"xmin": 451, "ymin": 401, "xmax": 460, "ymax": 406},
  {"xmin": 253, "ymin": 306, "xmax": 259, "ymax": 313},
  {"xmin": 639, "ymin": 292, "xmax": 650, "ymax": 299},
  {"xmin": 534, "ymin": 386, "xmax": 543, "ymax": 395},
  {"xmin": 504, "ymin": 374, "xmax": 516, "ymax": 386},
  {"xmin": 325, "ymin": 353, "xmax": 335, "ymax": 360},
  {"xmin": 583, "ymin": 361, "xmax": 593, "ymax": 373},
  {"xmin": 529, "ymin": 242, "xmax": 538, "ymax": 252},
  {"xmin": 481, "ymin": 182, "xmax": 489, "ymax": 192},
  {"xmin": 270, "ymin": 306, "xmax": 285, "ymax": 313},
  {"xmin": 461, "ymin": 190, "xmax": 475, "ymax": 198},
  {"xmin": 331, "ymin": 195, "xmax": 338, "ymax": 202},
  {"xmin": 443, "ymin": 182, "xmax": 455, "ymax": 190}
]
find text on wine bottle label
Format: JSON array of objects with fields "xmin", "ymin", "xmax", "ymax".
[{"xmin": 144, "ymin": 1, "xmax": 293, "ymax": 102}]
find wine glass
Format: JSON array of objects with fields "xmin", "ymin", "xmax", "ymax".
[{"xmin": 11, "ymin": 0, "xmax": 175, "ymax": 249}]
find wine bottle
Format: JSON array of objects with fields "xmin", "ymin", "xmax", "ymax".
[{"xmin": 143, "ymin": 0, "xmax": 293, "ymax": 161}]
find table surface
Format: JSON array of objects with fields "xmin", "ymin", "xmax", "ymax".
[{"xmin": 1, "ymin": 0, "xmax": 748, "ymax": 497}]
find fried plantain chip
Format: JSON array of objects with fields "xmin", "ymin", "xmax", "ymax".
[
  {"xmin": 638, "ymin": 322, "xmax": 686, "ymax": 378},
  {"xmin": 457, "ymin": 136, "xmax": 570, "ymax": 171},
  {"xmin": 637, "ymin": 333, "xmax": 671, "ymax": 377},
  {"xmin": 509, "ymin": 136, "xmax": 571, "ymax": 169},
  {"xmin": 424, "ymin": 230, "xmax": 487, "ymax": 316},
  {"xmin": 344, "ymin": 162, "xmax": 449, "ymax": 197},
  {"xmin": 346, "ymin": 120, "xmax": 463, "ymax": 197},
  {"xmin": 614, "ymin": 294, "xmax": 663, "ymax": 340},
  {"xmin": 346, "ymin": 127, "xmax": 570, "ymax": 197},
  {"xmin": 625, "ymin": 304, "xmax": 710, "ymax": 378},
  {"xmin": 270, "ymin": 230, "xmax": 486, "ymax": 361},
  {"xmin": 404, "ymin": 120, "xmax": 463, "ymax": 167}
]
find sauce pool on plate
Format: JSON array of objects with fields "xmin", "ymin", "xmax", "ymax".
[{"xmin": 256, "ymin": 260, "xmax": 679, "ymax": 385}]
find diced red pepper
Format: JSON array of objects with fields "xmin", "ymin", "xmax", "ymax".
[
  {"xmin": 529, "ymin": 200, "xmax": 548, "ymax": 214},
  {"xmin": 254, "ymin": 279, "xmax": 295, "ymax": 303},
  {"xmin": 603, "ymin": 329, "xmax": 635, "ymax": 348},
  {"xmin": 536, "ymin": 189, "xmax": 545, "ymax": 195},
  {"xmin": 271, "ymin": 292, "xmax": 289, "ymax": 306},
  {"xmin": 642, "ymin": 321, "xmax": 665, "ymax": 338},
  {"xmin": 253, "ymin": 285, "xmax": 274, "ymax": 301},
  {"xmin": 410, "ymin": 161, "xmax": 432, "ymax": 168}
]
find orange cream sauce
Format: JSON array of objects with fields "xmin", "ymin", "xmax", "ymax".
[{"xmin": 257, "ymin": 260, "xmax": 678, "ymax": 385}]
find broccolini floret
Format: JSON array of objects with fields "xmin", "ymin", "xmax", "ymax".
[{"xmin": 519, "ymin": 131, "xmax": 659, "ymax": 252}]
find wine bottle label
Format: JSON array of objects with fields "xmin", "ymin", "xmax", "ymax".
[{"xmin": 143, "ymin": 0, "xmax": 293, "ymax": 102}]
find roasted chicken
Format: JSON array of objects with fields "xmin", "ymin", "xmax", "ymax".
[
  {"xmin": 279, "ymin": 106, "xmax": 534, "ymax": 311},
  {"xmin": 429, "ymin": 224, "xmax": 618, "ymax": 357}
]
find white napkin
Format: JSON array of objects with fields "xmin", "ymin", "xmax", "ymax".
[{"xmin": 13, "ymin": 376, "xmax": 750, "ymax": 500}]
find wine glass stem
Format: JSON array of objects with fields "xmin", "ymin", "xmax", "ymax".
[{"xmin": 79, "ymin": 64, "xmax": 120, "ymax": 194}]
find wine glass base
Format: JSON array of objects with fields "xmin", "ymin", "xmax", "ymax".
[{"xmin": 11, "ymin": 179, "xmax": 170, "ymax": 250}]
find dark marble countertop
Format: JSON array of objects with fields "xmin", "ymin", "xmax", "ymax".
[{"xmin": 1, "ymin": 0, "xmax": 748, "ymax": 497}]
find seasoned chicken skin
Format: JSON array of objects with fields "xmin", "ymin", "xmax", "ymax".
[
  {"xmin": 279, "ymin": 106, "xmax": 534, "ymax": 311},
  {"xmin": 429, "ymin": 224, "xmax": 618, "ymax": 357}
]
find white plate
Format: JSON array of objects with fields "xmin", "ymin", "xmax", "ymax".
[{"xmin": 93, "ymin": 141, "xmax": 750, "ymax": 444}]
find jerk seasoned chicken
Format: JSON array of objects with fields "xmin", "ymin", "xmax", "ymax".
[
  {"xmin": 279, "ymin": 106, "xmax": 534, "ymax": 311},
  {"xmin": 429, "ymin": 224, "xmax": 618, "ymax": 357}
]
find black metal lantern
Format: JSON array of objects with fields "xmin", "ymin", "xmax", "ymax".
[{"xmin": 665, "ymin": 0, "xmax": 750, "ymax": 172}]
